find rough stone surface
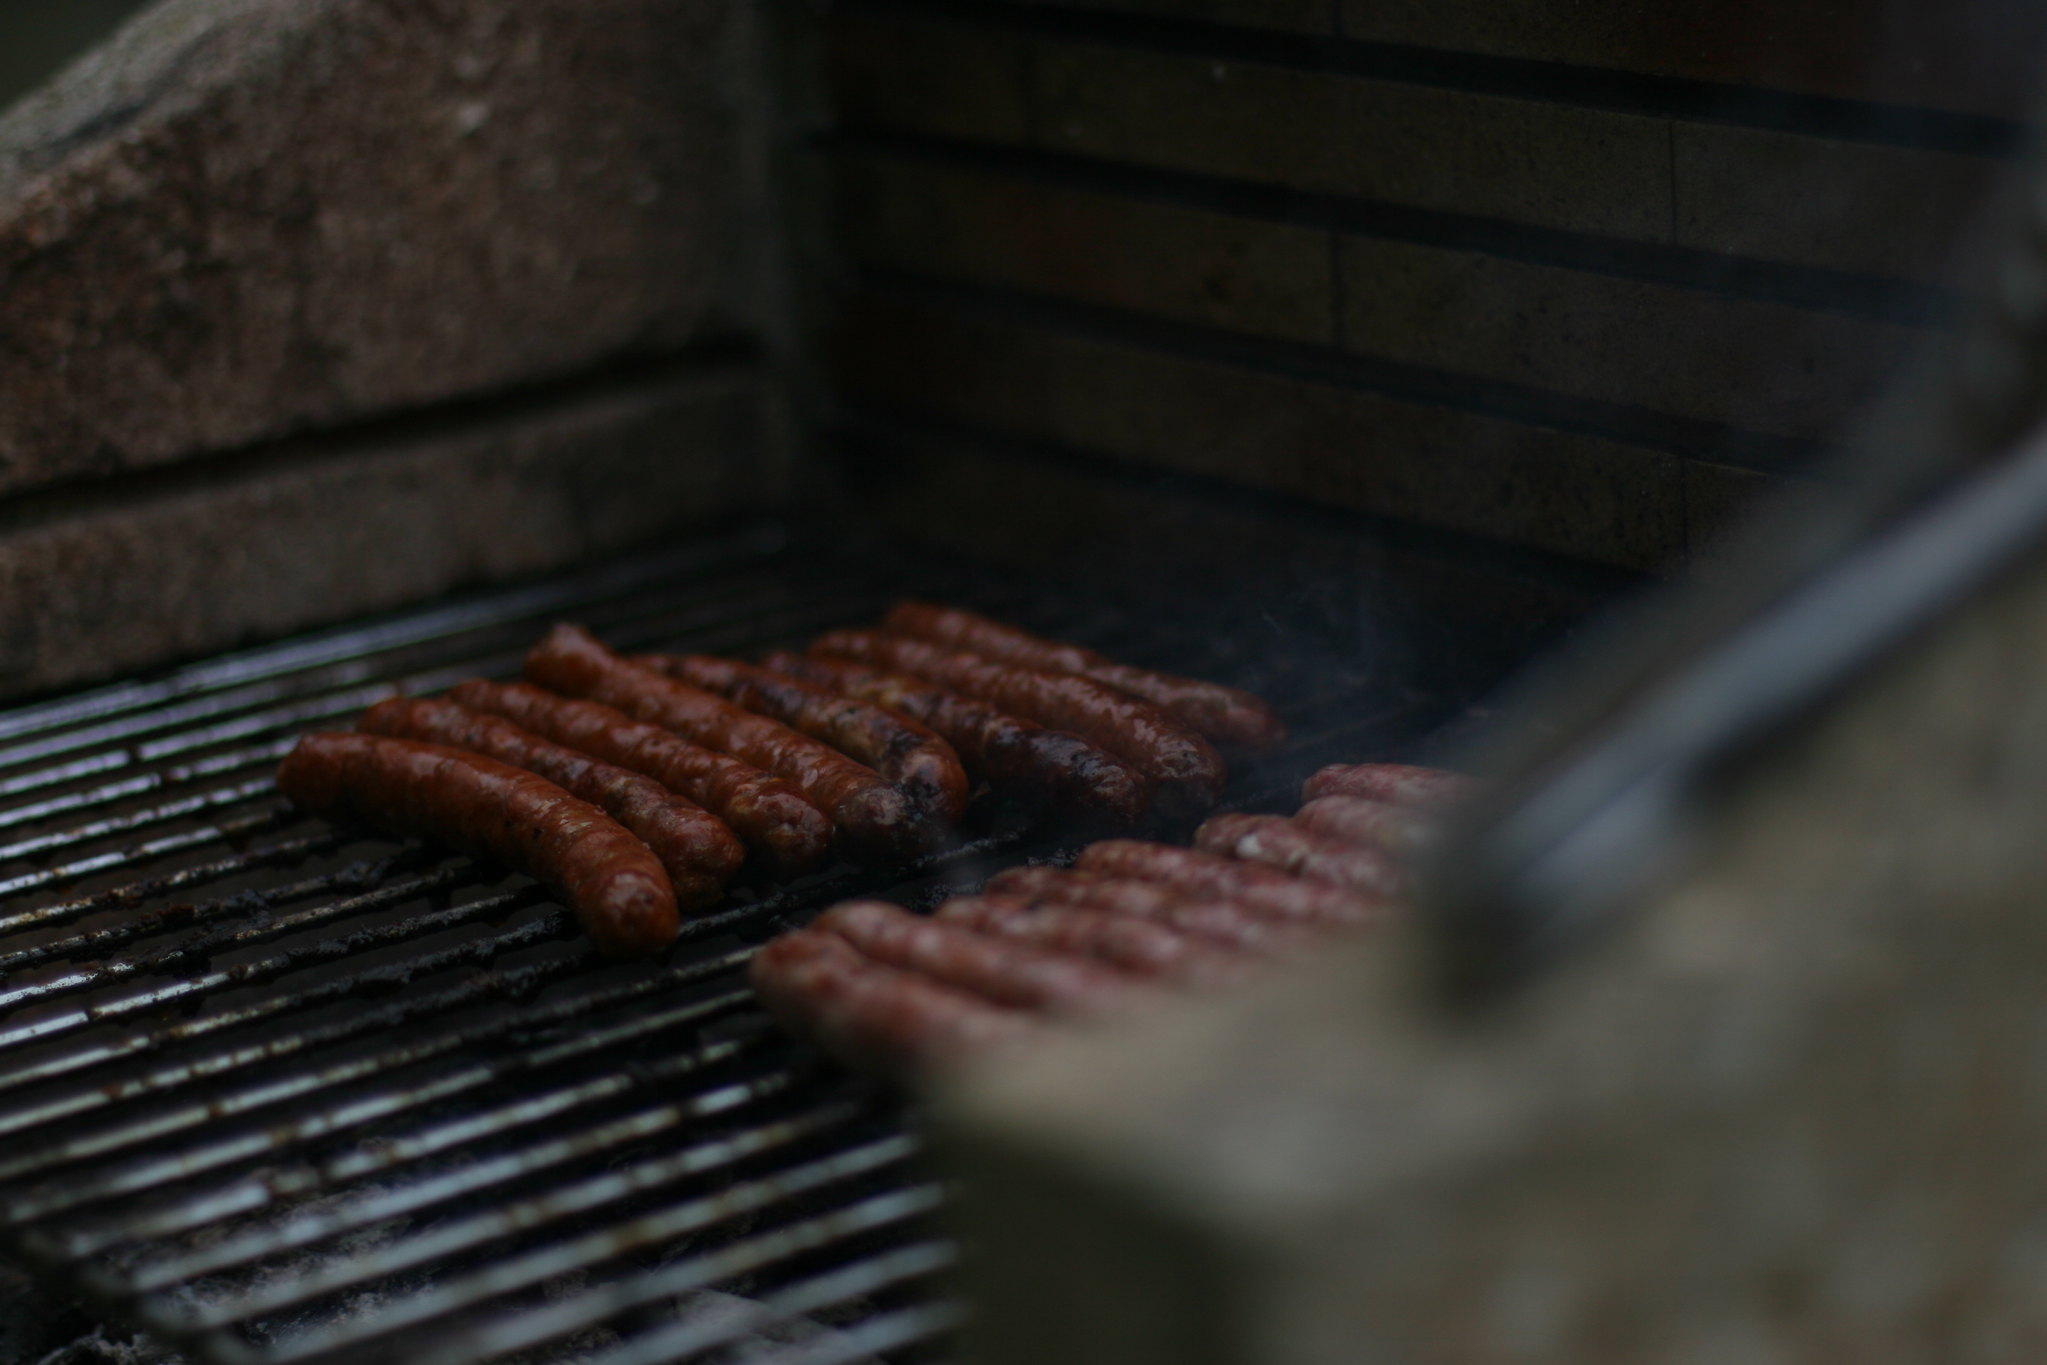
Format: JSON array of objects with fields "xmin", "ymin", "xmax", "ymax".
[
  {"xmin": 0, "ymin": 0, "xmax": 763, "ymax": 496},
  {"xmin": 0, "ymin": 368, "xmax": 774, "ymax": 699},
  {"xmin": 939, "ymin": 474, "xmax": 2047, "ymax": 1360}
]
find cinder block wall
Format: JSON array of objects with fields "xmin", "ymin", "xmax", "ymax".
[{"xmin": 822, "ymin": 0, "xmax": 2041, "ymax": 580}]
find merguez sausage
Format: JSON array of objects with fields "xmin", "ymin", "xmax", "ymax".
[
  {"xmin": 935, "ymin": 895, "xmax": 1254, "ymax": 987},
  {"xmin": 1074, "ymin": 840, "xmax": 1383, "ymax": 927},
  {"xmin": 277, "ymin": 732, "xmax": 677, "ymax": 955},
  {"xmin": 642, "ymin": 654, "xmax": 969, "ymax": 823},
  {"xmin": 810, "ymin": 629, "xmax": 1225, "ymax": 822},
  {"xmin": 883, "ymin": 601, "xmax": 1285, "ymax": 750},
  {"xmin": 749, "ymin": 930, "xmax": 1037, "ymax": 1075},
  {"xmin": 1194, "ymin": 813, "xmax": 1405, "ymax": 898},
  {"xmin": 765, "ymin": 651, "xmax": 1149, "ymax": 825},
  {"xmin": 811, "ymin": 900, "xmax": 1140, "ymax": 1017},
  {"xmin": 1294, "ymin": 794, "xmax": 1436, "ymax": 854},
  {"xmin": 981, "ymin": 865, "xmax": 1317, "ymax": 953},
  {"xmin": 525, "ymin": 625, "xmax": 927, "ymax": 865},
  {"xmin": 449, "ymin": 680, "xmax": 831, "ymax": 879},
  {"xmin": 359, "ymin": 696, "xmax": 743, "ymax": 910},
  {"xmin": 1302, "ymin": 763, "xmax": 1477, "ymax": 809}
]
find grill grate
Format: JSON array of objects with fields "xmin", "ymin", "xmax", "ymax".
[{"xmin": 0, "ymin": 523, "xmax": 1465, "ymax": 1365}]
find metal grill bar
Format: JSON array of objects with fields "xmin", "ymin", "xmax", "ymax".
[{"xmin": 0, "ymin": 527, "xmax": 1479, "ymax": 1365}]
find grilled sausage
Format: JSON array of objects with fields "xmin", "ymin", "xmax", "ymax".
[
  {"xmin": 1074, "ymin": 840, "xmax": 1384, "ymax": 926},
  {"xmin": 935, "ymin": 895, "xmax": 1254, "ymax": 987},
  {"xmin": 810, "ymin": 630, "xmax": 1224, "ymax": 822},
  {"xmin": 883, "ymin": 601, "xmax": 1285, "ymax": 750},
  {"xmin": 1293, "ymin": 794, "xmax": 1437, "ymax": 855},
  {"xmin": 642, "ymin": 654, "xmax": 969, "ymax": 823},
  {"xmin": 525, "ymin": 626, "xmax": 928, "ymax": 864},
  {"xmin": 1194, "ymin": 813, "xmax": 1405, "ymax": 898},
  {"xmin": 765, "ymin": 651, "xmax": 1149, "ymax": 826},
  {"xmin": 750, "ymin": 930, "xmax": 1037, "ymax": 1074},
  {"xmin": 449, "ymin": 680, "xmax": 831, "ymax": 879},
  {"xmin": 359, "ymin": 696, "xmax": 743, "ymax": 910},
  {"xmin": 811, "ymin": 900, "xmax": 1140, "ymax": 1017},
  {"xmin": 1302, "ymin": 763, "xmax": 1477, "ymax": 809},
  {"xmin": 981, "ymin": 865, "xmax": 1319, "ymax": 953},
  {"xmin": 278, "ymin": 732, "xmax": 677, "ymax": 955}
]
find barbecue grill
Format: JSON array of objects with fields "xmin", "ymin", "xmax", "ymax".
[
  {"xmin": 4, "ymin": 0, "xmax": 2044, "ymax": 1360},
  {"xmin": 0, "ymin": 518, "xmax": 1537, "ymax": 1363}
]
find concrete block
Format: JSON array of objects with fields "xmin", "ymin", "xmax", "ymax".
[
  {"xmin": 841, "ymin": 155, "xmax": 1336, "ymax": 343},
  {"xmin": 1338, "ymin": 0, "xmax": 2047, "ymax": 120},
  {"xmin": 831, "ymin": 9, "xmax": 1033, "ymax": 144},
  {"xmin": 841, "ymin": 292, "xmax": 1687, "ymax": 571},
  {"xmin": 1337, "ymin": 236, "xmax": 1928, "ymax": 442},
  {"xmin": 0, "ymin": 0, "xmax": 760, "ymax": 496},
  {"xmin": 0, "ymin": 369, "xmax": 774, "ymax": 699},
  {"xmin": 1674, "ymin": 124, "xmax": 2003, "ymax": 284},
  {"xmin": 1035, "ymin": 40, "xmax": 1671, "ymax": 241}
]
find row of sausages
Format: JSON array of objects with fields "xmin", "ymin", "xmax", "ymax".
[
  {"xmin": 748, "ymin": 762, "xmax": 1476, "ymax": 1075},
  {"xmin": 276, "ymin": 604, "xmax": 1285, "ymax": 955}
]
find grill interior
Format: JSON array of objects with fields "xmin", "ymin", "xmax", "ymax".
[{"xmin": 0, "ymin": 521, "xmax": 1526, "ymax": 1365}]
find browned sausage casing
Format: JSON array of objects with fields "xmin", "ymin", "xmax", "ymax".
[
  {"xmin": 935, "ymin": 895, "xmax": 1253, "ymax": 987},
  {"xmin": 449, "ymin": 680, "xmax": 831, "ymax": 879},
  {"xmin": 981, "ymin": 865, "xmax": 1321, "ymax": 952},
  {"xmin": 811, "ymin": 900, "xmax": 1140, "ymax": 1017},
  {"xmin": 1293, "ymin": 794, "xmax": 1436, "ymax": 854},
  {"xmin": 359, "ymin": 696, "xmax": 743, "ymax": 910},
  {"xmin": 765, "ymin": 651, "xmax": 1149, "ymax": 826},
  {"xmin": 1194, "ymin": 813, "xmax": 1405, "ymax": 898},
  {"xmin": 750, "ymin": 930, "xmax": 1037, "ymax": 1075},
  {"xmin": 810, "ymin": 629, "xmax": 1224, "ymax": 822},
  {"xmin": 883, "ymin": 601, "xmax": 1286, "ymax": 750},
  {"xmin": 1074, "ymin": 840, "xmax": 1384, "ymax": 926},
  {"xmin": 642, "ymin": 654, "xmax": 968, "ymax": 823},
  {"xmin": 524, "ymin": 625, "xmax": 925, "ymax": 865},
  {"xmin": 1302, "ymin": 763, "xmax": 1477, "ymax": 809},
  {"xmin": 277, "ymin": 732, "xmax": 677, "ymax": 955}
]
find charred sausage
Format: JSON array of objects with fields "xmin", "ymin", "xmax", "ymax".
[
  {"xmin": 935, "ymin": 895, "xmax": 1253, "ymax": 987},
  {"xmin": 981, "ymin": 865, "xmax": 1319, "ymax": 953},
  {"xmin": 277, "ymin": 732, "xmax": 677, "ymax": 955},
  {"xmin": 883, "ymin": 601, "xmax": 1285, "ymax": 750},
  {"xmin": 750, "ymin": 930, "xmax": 1037, "ymax": 1075},
  {"xmin": 359, "ymin": 696, "xmax": 743, "ymax": 910},
  {"xmin": 1194, "ymin": 813, "xmax": 1405, "ymax": 898},
  {"xmin": 1073, "ymin": 840, "xmax": 1384, "ymax": 926},
  {"xmin": 764, "ymin": 651, "xmax": 1149, "ymax": 826},
  {"xmin": 449, "ymin": 680, "xmax": 831, "ymax": 879},
  {"xmin": 525, "ymin": 626, "xmax": 927, "ymax": 865},
  {"xmin": 1302, "ymin": 763, "xmax": 1477, "ymax": 809},
  {"xmin": 810, "ymin": 629, "xmax": 1224, "ymax": 822},
  {"xmin": 1293, "ymin": 794, "xmax": 1437, "ymax": 855},
  {"xmin": 811, "ymin": 900, "xmax": 1141, "ymax": 1017},
  {"xmin": 642, "ymin": 654, "xmax": 968, "ymax": 823}
]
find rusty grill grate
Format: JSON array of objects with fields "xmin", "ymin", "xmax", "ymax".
[{"xmin": 0, "ymin": 523, "xmax": 1455, "ymax": 1365}]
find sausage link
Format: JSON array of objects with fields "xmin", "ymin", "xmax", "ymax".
[
  {"xmin": 884, "ymin": 601, "xmax": 1285, "ymax": 750},
  {"xmin": 811, "ymin": 629, "xmax": 1224, "ymax": 822},
  {"xmin": 936, "ymin": 895, "xmax": 1254, "ymax": 987},
  {"xmin": 750, "ymin": 930, "xmax": 1037, "ymax": 1075},
  {"xmin": 1074, "ymin": 840, "xmax": 1384, "ymax": 926},
  {"xmin": 765, "ymin": 651, "xmax": 1149, "ymax": 826},
  {"xmin": 449, "ymin": 680, "xmax": 831, "ymax": 879},
  {"xmin": 812, "ymin": 900, "xmax": 1141, "ymax": 1017},
  {"xmin": 1302, "ymin": 763, "xmax": 1477, "ymax": 809},
  {"xmin": 278, "ymin": 732, "xmax": 676, "ymax": 955},
  {"xmin": 1293, "ymin": 794, "xmax": 1437, "ymax": 855},
  {"xmin": 982, "ymin": 865, "xmax": 1320, "ymax": 953},
  {"xmin": 525, "ymin": 625, "xmax": 927, "ymax": 865},
  {"xmin": 360, "ymin": 696, "xmax": 743, "ymax": 910},
  {"xmin": 1194, "ymin": 813, "xmax": 1405, "ymax": 898},
  {"xmin": 643, "ymin": 654, "xmax": 969, "ymax": 823}
]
